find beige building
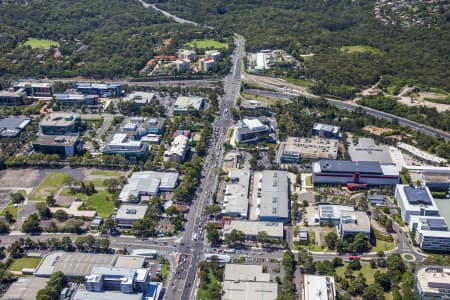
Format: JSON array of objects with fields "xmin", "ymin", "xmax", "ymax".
[{"xmin": 279, "ymin": 136, "xmax": 339, "ymax": 163}]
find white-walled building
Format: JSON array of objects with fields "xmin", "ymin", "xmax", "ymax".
[
  {"xmin": 395, "ymin": 185, "xmax": 440, "ymax": 224},
  {"xmin": 164, "ymin": 135, "xmax": 189, "ymax": 163}
]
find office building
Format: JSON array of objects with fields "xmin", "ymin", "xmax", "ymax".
[
  {"xmin": 239, "ymin": 99, "xmax": 269, "ymax": 116},
  {"xmin": 123, "ymin": 92, "xmax": 155, "ymax": 105},
  {"xmin": 415, "ymin": 266, "xmax": 450, "ymax": 300},
  {"xmin": 13, "ymin": 81, "xmax": 53, "ymax": 98},
  {"xmin": 236, "ymin": 117, "xmax": 272, "ymax": 144},
  {"xmin": 395, "ymin": 185, "xmax": 440, "ymax": 224},
  {"xmin": 39, "ymin": 113, "xmax": 81, "ymax": 135},
  {"xmin": 115, "ymin": 204, "xmax": 149, "ymax": 227},
  {"xmin": 312, "ymin": 160, "xmax": 399, "ymax": 186},
  {"xmin": 199, "ymin": 57, "xmax": 215, "ymax": 72},
  {"xmin": 222, "ymin": 264, "xmax": 277, "ymax": 300},
  {"xmin": 0, "ymin": 117, "xmax": 31, "ymax": 137},
  {"xmin": 257, "ymin": 170, "xmax": 289, "ymax": 223},
  {"xmin": 348, "ymin": 138, "xmax": 393, "ymax": 163},
  {"xmin": 312, "ymin": 123, "xmax": 340, "ymax": 139},
  {"xmin": 223, "ymin": 169, "xmax": 251, "ymax": 218},
  {"xmin": 178, "ymin": 49, "xmax": 196, "ymax": 61},
  {"xmin": 54, "ymin": 93, "xmax": 99, "ymax": 106},
  {"xmin": 409, "ymin": 216, "xmax": 450, "ymax": 253},
  {"xmin": 33, "ymin": 135, "xmax": 81, "ymax": 156},
  {"xmin": 164, "ymin": 135, "xmax": 189, "ymax": 163},
  {"xmin": 279, "ymin": 136, "xmax": 339, "ymax": 163},
  {"xmin": 119, "ymin": 117, "xmax": 166, "ymax": 139},
  {"xmin": 316, "ymin": 205, "xmax": 355, "ymax": 225},
  {"xmin": 173, "ymin": 96, "xmax": 204, "ymax": 115},
  {"xmin": 0, "ymin": 90, "xmax": 27, "ymax": 106},
  {"xmin": 103, "ymin": 134, "xmax": 150, "ymax": 161},
  {"xmin": 75, "ymin": 82, "xmax": 122, "ymax": 98},
  {"xmin": 338, "ymin": 211, "xmax": 371, "ymax": 240},
  {"xmin": 303, "ymin": 275, "xmax": 336, "ymax": 300},
  {"xmin": 118, "ymin": 171, "xmax": 179, "ymax": 202},
  {"xmin": 421, "ymin": 173, "xmax": 450, "ymax": 192},
  {"xmin": 205, "ymin": 50, "xmax": 221, "ymax": 61},
  {"xmin": 175, "ymin": 59, "xmax": 191, "ymax": 73},
  {"xmin": 223, "ymin": 220, "xmax": 284, "ymax": 241},
  {"xmin": 368, "ymin": 195, "xmax": 385, "ymax": 205}
]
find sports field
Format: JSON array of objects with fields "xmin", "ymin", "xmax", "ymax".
[
  {"xmin": 21, "ymin": 38, "xmax": 60, "ymax": 49},
  {"xmin": 185, "ymin": 39, "xmax": 227, "ymax": 49}
]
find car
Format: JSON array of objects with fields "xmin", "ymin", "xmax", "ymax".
[{"xmin": 348, "ymin": 255, "xmax": 360, "ymax": 260}]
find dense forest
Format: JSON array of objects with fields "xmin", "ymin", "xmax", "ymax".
[
  {"xmin": 154, "ymin": 0, "xmax": 450, "ymax": 92},
  {"xmin": 0, "ymin": 0, "xmax": 226, "ymax": 79}
]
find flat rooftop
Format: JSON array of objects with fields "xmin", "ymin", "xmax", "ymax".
[
  {"xmin": 113, "ymin": 255, "xmax": 146, "ymax": 268},
  {"xmin": 224, "ymin": 264, "xmax": 270, "ymax": 282},
  {"xmin": 2, "ymin": 277, "xmax": 49, "ymax": 300},
  {"xmin": 280, "ymin": 136, "xmax": 339, "ymax": 159},
  {"xmin": 116, "ymin": 204, "xmax": 148, "ymax": 220},
  {"xmin": 35, "ymin": 252, "xmax": 117, "ymax": 277},
  {"xmin": 40, "ymin": 112, "xmax": 80, "ymax": 127},
  {"xmin": 303, "ymin": 275, "xmax": 336, "ymax": 300},
  {"xmin": 223, "ymin": 169, "xmax": 251, "ymax": 217},
  {"xmin": 34, "ymin": 134, "xmax": 78, "ymax": 146},
  {"xmin": 223, "ymin": 220, "xmax": 284, "ymax": 238},
  {"xmin": 348, "ymin": 138, "xmax": 392, "ymax": 163},
  {"xmin": 222, "ymin": 280, "xmax": 277, "ymax": 300},
  {"xmin": 416, "ymin": 266, "xmax": 450, "ymax": 294},
  {"xmin": 174, "ymin": 96, "xmax": 203, "ymax": 111},
  {"xmin": 341, "ymin": 211, "xmax": 371, "ymax": 233},
  {"xmin": 259, "ymin": 170, "xmax": 289, "ymax": 220},
  {"xmin": 318, "ymin": 205, "xmax": 354, "ymax": 220},
  {"xmin": 73, "ymin": 289, "xmax": 143, "ymax": 300},
  {"xmin": 318, "ymin": 160, "xmax": 383, "ymax": 174}
]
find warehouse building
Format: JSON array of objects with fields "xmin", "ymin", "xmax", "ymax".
[
  {"xmin": 312, "ymin": 160, "xmax": 399, "ymax": 186},
  {"xmin": 409, "ymin": 216, "xmax": 450, "ymax": 253},
  {"xmin": 257, "ymin": 170, "xmax": 289, "ymax": 223},
  {"xmin": 415, "ymin": 266, "xmax": 450, "ymax": 300},
  {"xmin": 395, "ymin": 185, "xmax": 440, "ymax": 224},
  {"xmin": 278, "ymin": 136, "xmax": 339, "ymax": 163},
  {"xmin": 222, "ymin": 169, "xmax": 251, "ymax": 218},
  {"xmin": 119, "ymin": 171, "xmax": 179, "ymax": 202}
]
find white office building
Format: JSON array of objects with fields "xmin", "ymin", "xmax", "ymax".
[
  {"xmin": 164, "ymin": 135, "xmax": 189, "ymax": 163},
  {"xmin": 395, "ymin": 185, "xmax": 440, "ymax": 224},
  {"xmin": 303, "ymin": 275, "xmax": 336, "ymax": 300},
  {"xmin": 409, "ymin": 216, "xmax": 450, "ymax": 253}
]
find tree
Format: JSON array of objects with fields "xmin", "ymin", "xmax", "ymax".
[
  {"xmin": 204, "ymin": 204, "xmax": 222, "ymax": 218},
  {"xmin": 324, "ymin": 232, "xmax": 338, "ymax": 250},
  {"xmin": 348, "ymin": 273, "xmax": 367, "ymax": 296},
  {"xmin": 374, "ymin": 270, "xmax": 391, "ymax": 292},
  {"xmin": 53, "ymin": 209, "xmax": 68, "ymax": 221},
  {"xmin": 36, "ymin": 202, "xmax": 52, "ymax": 220},
  {"xmin": 348, "ymin": 259, "xmax": 361, "ymax": 271},
  {"xmin": 362, "ymin": 283, "xmax": 385, "ymax": 300},
  {"xmin": 61, "ymin": 236, "xmax": 73, "ymax": 251},
  {"xmin": 46, "ymin": 193, "xmax": 56, "ymax": 207},
  {"xmin": 36, "ymin": 271, "xmax": 66, "ymax": 300},
  {"xmin": 10, "ymin": 191, "xmax": 25, "ymax": 204},
  {"xmin": 205, "ymin": 223, "xmax": 220, "ymax": 245},
  {"xmin": 0, "ymin": 220, "xmax": 10, "ymax": 233},
  {"xmin": 386, "ymin": 253, "xmax": 405, "ymax": 273},
  {"xmin": 224, "ymin": 229, "xmax": 245, "ymax": 247},
  {"xmin": 22, "ymin": 213, "xmax": 42, "ymax": 235},
  {"xmin": 351, "ymin": 233, "xmax": 369, "ymax": 253},
  {"xmin": 4, "ymin": 210, "xmax": 14, "ymax": 224}
]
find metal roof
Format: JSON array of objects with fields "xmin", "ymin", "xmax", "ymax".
[
  {"xmin": 319, "ymin": 160, "xmax": 383, "ymax": 174},
  {"xmin": 404, "ymin": 186, "xmax": 433, "ymax": 205},
  {"xmin": 259, "ymin": 170, "xmax": 289, "ymax": 219}
]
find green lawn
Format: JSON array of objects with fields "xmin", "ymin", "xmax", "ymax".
[
  {"xmin": 89, "ymin": 169, "xmax": 121, "ymax": 177},
  {"xmin": 336, "ymin": 262, "xmax": 382, "ymax": 284},
  {"xmin": 21, "ymin": 38, "xmax": 60, "ymax": 49},
  {"xmin": 305, "ymin": 176, "xmax": 312, "ymax": 186},
  {"xmin": 29, "ymin": 173, "xmax": 71, "ymax": 201},
  {"xmin": 61, "ymin": 189, "xmax": 114, "ymax": 218},
  {"xmin": 371, "ymin": 239, "xmax": 395, "ymax": 252},
  {"xmin": 197, "ymin": 272, "xmax": 221, "ymax": 300},
  {"xmin": 9, "ymin": 257, "xmax": 41, "ymax": 272},
  {"xmin": 340, "ymin": 45, "xmax": 382, "ymax": 55},
  {"xmin": 0, "ymin": 201, "xmax": 18, "ymax": 221},
  {"xmin": 185, "ymin": 39, "xmax": 228, "ymax": 49}
]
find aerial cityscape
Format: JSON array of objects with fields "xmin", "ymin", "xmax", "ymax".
[{"xmin": 0, "ymin": 0, "xmax": 449, "ymax": 300}]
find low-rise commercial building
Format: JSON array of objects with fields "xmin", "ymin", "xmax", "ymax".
[
  {"xmin": 103, "ymin": 133, "xmax": 150, "ymax": 161},
  {"xmin": 173, "ymin": 96, "xmax": 204, "ymax": 115},
  {"xmin": 222, "ymin": 264, "xmax": 277, "ymax": 300},
  {"xmin": 415, "ymin": 266, "xmax": 450, "ymax": 300},
  {"xmin": 398, "ymin": 142, "xmax": 447, "ymax": 165},
  {"xmin": 395, "ymin": 185, "xmax": 440, "ymax": 224},
  {"xmin": 257, "ymin": 170, "xmax": 289, "ymax": 223},
  {"xmin": 40, "ymin": 113, "xmax": 81, "ymax": 135},
  {"xmin": 13, "ymin": 81, "xmax": 53, "ymax": 98},
  {"xmin": 222, "ymin": 169, "xmax": 251, "ymax": 218},
  {"xmin": 115, "ymin": 204, "xmax": 148, "ymax": 227},
  {"xmin": 75, "ymin": 82, "xmax": 122, "ymax": 98},
  {"xmin": 164, "ymin": 135, "xmax": 189, "ymax": 163},
  {"xmin": 312, "ymin": 123, "xmax": 340, "ymax": 139},
  {"xmin": 303, "ymin": 275, "xmax": 336, "ymax": 300},
  {"xmin": 239, "ymin": 99, "xmax": 269, "ymax": 116},
  {"xmin": 33, "ymin": 135, "xmax": 81, "ymax": 156},
  {"xmin": 0, "ymin": 117, "xmax": 31, "ymax": 137},
  {"xmin": 316, "ymin": 205, "xmax": 355, "ymax": 225},
  {"xmin": 368, "ymin": 195, "xmax": 385, "ymax": 205},
  {"xmin": 123, "ymin": 92, "xmax": 155, "ymax": 105},
  {"xmin": 199, "ymin": 57, "xmax": 215, "ymax": 72},
  {"xmin": 0, "ymin": 90, "xmax": 27, "ymax": 106},
  {"xmin": 54, "ymin": 93, "xmax": 99, "ymax": 106},
  {"xmin": 118, "ymin": 171, "xmax": 179, "ymax": 202},
  {"xmin": 409, "ymin": 216, "xmax": 450, "ymax": 253},
  {"xmin": 223, "ymin": 220, "xmax": 284, "ymax": 241},
  {"xmin": 338, "ymin": 211, "xmax": 371, "ymax": 240},
  {"xmin": 312, "ymin": 160, "xmax": 399, "ymax": 186},
  {"xmin": 279, "ymin": 136, "xmax": 339, "ymax": 163},
  {"xmin": 236, "ymin": 117, "xmax": 272, "ymax": 144},
  {"xmin": 120, "ymin": 117, "xmax": 166, "ymax": 139}
]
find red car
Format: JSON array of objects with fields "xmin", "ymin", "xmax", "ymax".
[{"xmin": 349, "ymin": 255, "xmax": 360, "ymax": 260}]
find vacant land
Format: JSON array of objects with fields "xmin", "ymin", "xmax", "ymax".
[
  {"xmin": 185, "ymin": 39, "xmax": 228, "ymax": 49},
  {"xmin": 29, "ymin": 173, "xmax": 70, "ymax": 201},
  {"xmin": 61, "ymin": 189, "xmax": 114, "ymax": 218},
  {"xmin": 21, "ymin": 38, "xmax": 60, "ymax": 49},
  {"xmin": 340, "ymin": 45, "xmax": 382, "ymax": 55},
  {"xmin": 0, "ymin": 201, "xmax": 18, "ymax": 221},
  {"xmin": 9, "ymin": 257, "xmax": 42, "ymax": 272},
  {"xmin": 89, "ymin": 169, "xmax": 121, "ymax": 177}
]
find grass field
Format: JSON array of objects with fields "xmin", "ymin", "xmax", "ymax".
[
  {"xmin": 186, "ymin": 39, "xmax": 228, "ymax": 49},
  {"xmin": 29, "ymin": 173, "xmax": 71, "ymax": 201},
  {"xmin": 340, "ymin": 45, "xmax": 382, "ymax": 55},
  {"xmin": 61, "ymin": 189, "xmax": 114, "ymax": 218},
  {"xmin": 336, "ymin": 262, "xmax": 382, "ymax": 284},
  {"xmin": 21, "ymin": 38, "xmax": 60, "ymax": 49},
  {"xmin": 285, "ymin": 77, "xmax": 315, "ymax": 89},
  {"xmin": 89, "ymin": 169, "xmax": 121, "ymax": 177},
  {"xmin": 9, "ymin": 257, "xmax": 42, "ymax": 272},
  {"xmin": 0, "ymin": 201, "xmax": 18, "ymax": 221},
  {"xmin": 371, "ymin": 239, "xmax": 395, "ymax": 252}
]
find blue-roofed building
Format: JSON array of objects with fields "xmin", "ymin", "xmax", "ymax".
[
  {"xmin": 368, "ymin": 195, "xmax": 385, "ymax": 205},
  {"xmin": 312, "ymin": 160, "xmax": 399, "ymax": 186},
  {"xmin": 54, "ymin": 93, "xmax": 99, "ymax": 106},
  {"xmin": 75, "ymin": 82, "xmax": 122, "ymax": 98},
  {"xmin": 409, "ymin": 216, "xmax": 450, "ymax": 253},
  {"xmin": 395, "ymin": 185, "xmax": 440, "ymax": 224}
]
